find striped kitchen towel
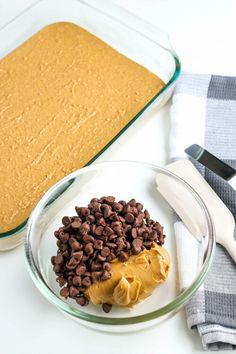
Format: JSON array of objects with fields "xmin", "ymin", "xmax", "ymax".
[{"xmin": 170, "ymin": 73, "xmax": 236, "ymax": 350}]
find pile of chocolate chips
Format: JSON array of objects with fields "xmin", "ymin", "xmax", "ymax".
[{"xmin": 51, "ymin": 196, "xmax": 165, "ymax": 313}]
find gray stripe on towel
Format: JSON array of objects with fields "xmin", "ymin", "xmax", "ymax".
[{"xmin": 208, "ymin": 75, "xmax": 236, "ymax": 100}]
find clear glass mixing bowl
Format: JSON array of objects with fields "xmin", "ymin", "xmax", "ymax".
[{"xmin": 25, "ymin": 161, "xmax": 215, "ymax": 332}]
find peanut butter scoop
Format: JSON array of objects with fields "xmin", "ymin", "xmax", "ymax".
[{"xmin": 85, "ymin": 243, "xmax": 170, "ymax": 307}]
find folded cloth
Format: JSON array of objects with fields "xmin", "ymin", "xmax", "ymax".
[{"xmin": 170, "ymin": 73, "xmax": 236, "ymax": 350}]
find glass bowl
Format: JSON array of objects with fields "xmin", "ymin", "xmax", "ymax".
[
  {"xmin": 0, "ymin": 0, "xmax": 180, "ymax": 251},
  {"xmin": 25, "ymin": 161, "xmax": 215, "ymax": 333}
]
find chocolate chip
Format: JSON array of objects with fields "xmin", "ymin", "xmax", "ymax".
[
  {"xmin": 95, "ymin": 212, "xmax": 103, "ymax": 220},
  {"xmin": 103, "ymin": 226, "xmax": 114, "ymax": 236},
  {"xmin": 72, "ymin": 251, "xmax": 83, "ymax": 262},
  {"xmin": 77, "ymin": 286, "xmax": 86, "ymax": 292},
  {"xmin": 69, "ymin": 286, "xmax": 79, "ymax": 298},
  {"xmin": 95, "ymin": 226, "xmax": 104, "ymax": 236},
  {"xmin": 119, "ymin": 216, "xmax": 126, "ymax": 223},
  {"xmin": 144, "ymin": 209, "xmax": 150, "ymax": 219},
  {"xmin": 102, "ymin": 204, "xmax": 112, "ymax": 218},
  {"xmin": 125, "ymin": 213, "xmax": 135, "ymax": 224},
  {"xmin": 123, "ymin": 224, "xmax": 131, "ymax": 233},
  {"xmin": 93, "ymin": 239, "xmax": 103, "ymax": 250},
  {"xmin": 79, "ymin": 222, "xmax": 90, "ymax": 235},
  {"xmin": 54, "ymin": 253, "xmax": 63, "ymax": 265},
  {"xmin": 71, "ymin": 220, "xmax": 82, "ymax": 229},
  {"xmin": 125, "ymin": 241, "xmax": 131, "ymax": 251},
  {"xmin": 71, "ymin": 241, "xmax": 81, "ymax": 251},
  {"xmin": 119, "ymin": 251, "xmax": 129, "ymax": 262},
  {"xmin": 106, "ymin": 242, "xmax": 117, "ymax": 249},
  {"xmin": 133, "ymin": 213, "xmax": 144, "ymax": 227},
  {"xmin": 82, "ymin": 276, "xmax": 91, "ymax": 287},
  {"xmin": 103, "ymin": 196, "xmax": 115, "ymax": 205},
  {"xmin": 69, "ymin": 237, "xmax": 77, "ymax": 246},
  {"xmin": 59, "ymin": 232, "xmax": 69, "ymax": 243},
  {"xmin": 123, "ymin": 204, "xmax": 131, "ymax": 213},
  {"xmin": 75, "ymin": 206, "xmax": 81, "ymax": 215},
  {"xmin": 137, "ymin": 227, "xmax": 144, "ymax": 236},
  {"xmin": 116, "ymin": 238, "xmax": 126, "ymax": 251},
  {"xmin": 113, "ymin": 202, "xmax": 123, "ymax": 212},
  {"xmin": 106, "ymin": 252, "xmax": 116, "ymax": 262},
  {"xmin": 137, "ymin": 203, "xmax": 143, "ymax": 211},
  {"xmin": 130, "ymin": 207, "xmax": 138, "ymax": 216},
  {"xmin": 86, "ymin": 215, "xmax": 95, "ymax": 224},
  {"xmin": 91, "ymin": 262, "xmax": 102, "ymax": 271},
  {"xmin": 148, "ymin": 230, "xmax": 157, "ymax": 241},
  {"xmin": 59, "ymin": 243, "xmax": 68, "ymax": 251},
  {"xmin": 91, "ymin": 271, "xmax": 102, "ymax": 283},
  {"xmin": 148, "ymin": 219, "xmax": 155, "ymax": 225},
  {"xmin": 109, "ymin": 212, "xmax": 119, "ymax": 221},
  {"xmin": 111, "ymin": 220, "xmax": 122, "ymax": 228},
  {"xmin": 54, "ymin": 230, "xmax": 60, "ymax": 238},
  {"xmin": 76, "ymin": 265, "xmax": 86, "ymax": 275},
  {"xmin": 61, "ymin": 250, "xmax": 70, "ymax": 259},
  {"xmin": 90, "ymin": 224, "xmax": 96, "ymax": 234},
  {"xmin": 76, "ymin": 296, "xmax": 89, "ymax": 306},
  {"xmin": 103, "ymin": 262, "xmax": 111, "ymax": 271},
  {"xmin": 62, "ymin": 216, "xmax": 71, "ymax": 226},
  {"xmin": 112, "ymin": 227, "xmax": 123, "ymax": 237},
  {"xmin": 132, "ymin": 238, "xmax": 143, "ymax": 255},
  {"xmin": 132, "ymin": 247, "xmax": 142, "ymax": 255},
  {"xmin": 80, "ymin": 207, "xmax": 90, "ymax": 217},
  {"xmin": 56, "ymin": 276, "xmax": 67, "ymax": 287},
  {"xmin": 159, "ymin": 236, "xmax": 165, "ymax": 246},
  {"xmin": 82, "ymin": 254, "xmax": 89, "ymax": 262},
  {"xmin": 67, "ymin": 276, "xmax": 73, "ymax": 286},
  {"xmin": 131, "ymin": 228, "xmax": 137, "ymax": 238},
  {"xmin": 66, "ymin": 257, "xmax": 79, "ymax": 269},
  {"xmin": 84, "ymin": 243, "xmax": 94, "ymax": 255},
  {"xmin": 108, "ymin": 234, "xmax": 117, "ymax": 241},
  {"xmin": 143, "ymin": 241, "xmax": 153, "ymax": 249},
  {"xmin": 102, "ymin": 303, "xmax": 112, "ymax": 313},
  {"xmin": 153, "ymin": 222, "xmax": 163, "ymax": 234},
  {"xmin": 142, "ymin": 232, "xmax": 149, "ymax": 241},
  {"xmin": 97, "ymin": 254, "xmax": 106, "ymax": 262},
  {"xmin": 92, "ymin": 204, "xmax": 101, "ymax": 213},
  {"xmin": 101, "ymin": 247, "xmax": 110, "ymax": 257},
  {"xmin": 97, "ymin": 235, "xmax": 108, "ymax": 242},
  {"xmin": 83, "ymin": 235, "xmax": 94, "ymax": 243},
  {"xmin": 132, "ymin": 238, "xmax": 143, "ymax": 248},
  {"xmin": 72, "ymin": 276, "xmax": 82, "ymax": 286},
  {"xmin": 128, "ymin": 198, "xmax": 136, "ymax": 206},
  {"xmin": 101, "ymin": 270, "xmax": 111, "ymax": 281},
  {"xmin": 60, "ymin": 287, "xmax": 69, "ymax": 299},
  {"xmin": 97, "ymin": 217, "xmax": 106, "ymax": 227},
  {"xmin": 56, "ymin": 240, "xmax": 61, "ymax": 247}
]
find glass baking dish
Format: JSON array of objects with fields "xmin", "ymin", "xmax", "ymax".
[{"xmin": 0, "ymin": 0, "xmax": 180, "ymax": 251}]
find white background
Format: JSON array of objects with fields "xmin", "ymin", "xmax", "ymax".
[{"xmin": 1, "ymin": 0, "xmax": 236, "ymax": 353}]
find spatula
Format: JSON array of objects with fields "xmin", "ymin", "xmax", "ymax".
[
  {"xmin": 156, "ymin": 159, "xmax": 236, "ymax": 262},
  {"xmin": 185, "ymin": 144, "xmax": 236, "ymax": 190}
]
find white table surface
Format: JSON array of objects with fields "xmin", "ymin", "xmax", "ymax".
[{"xmin": 1, "ymin": 0, "xmax": 236, "ymax": 353}]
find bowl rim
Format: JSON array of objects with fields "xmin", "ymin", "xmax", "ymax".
[{"xmin": 25, "ymin": 160, "xmax": 215, "ymax": 325}]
